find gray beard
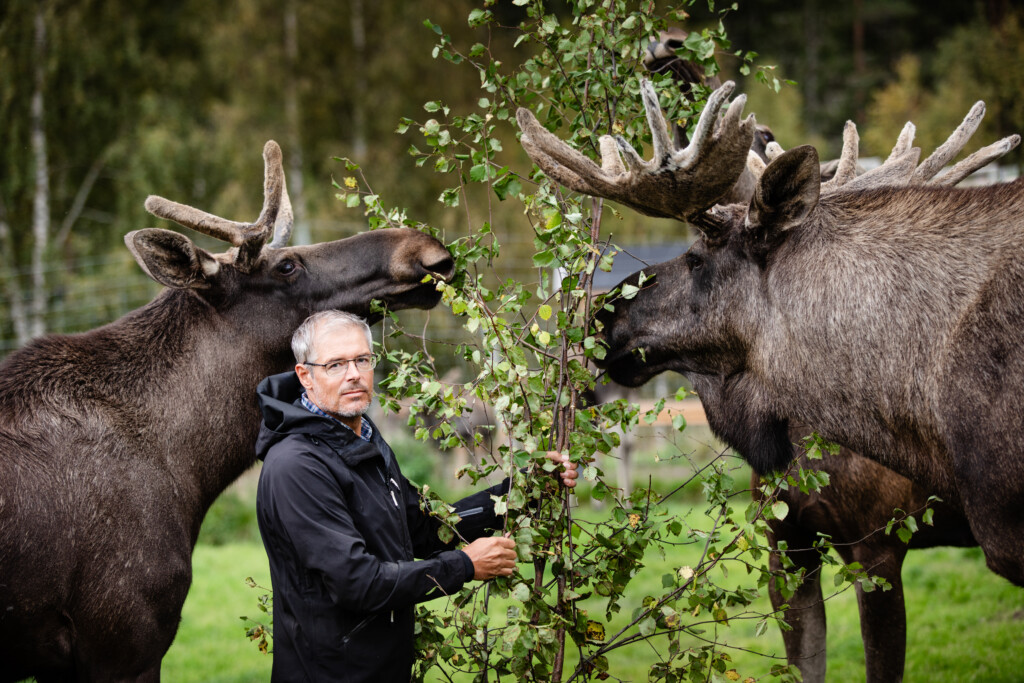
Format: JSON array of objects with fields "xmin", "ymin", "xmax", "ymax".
[{"xmin": 328, "ymin": 403, "xmax": 369, "ymax": 420}]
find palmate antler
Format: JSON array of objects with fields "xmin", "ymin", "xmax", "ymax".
[
  {"xmin": 516, "ymin": 80, "xmax": 756, "ymax": 221},
  {"xmin": 144, "ymin": 140, "xmax": 295, "ymax": 271},
  {"xmin": 754, "ymin": 104, "xmax": 1021, "ymax": 194}
]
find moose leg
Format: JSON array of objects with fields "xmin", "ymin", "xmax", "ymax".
[
  {"xmin": 838, "ymin": 546, "xmax": 908, "ymax": 683},
  {"xmin": 767, "ymin": 519, "xmax": 828, "ymax": 683}
]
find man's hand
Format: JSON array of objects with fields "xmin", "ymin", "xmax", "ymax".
[
  {"xmin": 463, "ymin": 535, "xmax": 517, "ymax": 580},
  {"xmin": 544, "ymin": 451, "xmax": 579, "ymax": 488}
]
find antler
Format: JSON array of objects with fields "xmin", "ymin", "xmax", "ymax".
[
  {"xmin": 757, "ymin": 104, "xmax": 1020, "ymax": 195},
  {"xmin": 144, "ymin": 140, "xmax": 295, "ymax": 271},
  {"xmin": 516, "ymin": 79, "xmax": 756, "ymax": 221}
]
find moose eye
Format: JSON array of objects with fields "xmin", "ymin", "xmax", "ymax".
[
  {"xmin": 276, "ymin": 260, "xmax": 298, "ymax": 276},
  {"xmin": 685, "ymin": 252, "xmax": 703, "ymax": 272}
]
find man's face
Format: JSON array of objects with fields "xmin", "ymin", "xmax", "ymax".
[{"xmin": 296, "ymin": 324, "xmax": 374, "ymax": 422}]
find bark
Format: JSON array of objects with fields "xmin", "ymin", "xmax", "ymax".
[
  {"xmin": 30, "ymin": 4, "xmax": 49, "ymax": 340},
  {"xmin": 350, "ymin": 0, "xmax": 368, "ymax": 160},
  {"xmin": 284, "ymin": 0, "xmax": 310, "ymax": 245},
  {"xmin": 0, "ymin": 198, "xmax": 29, "ymax": 345}
]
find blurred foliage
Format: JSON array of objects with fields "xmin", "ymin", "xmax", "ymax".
[{"xmin": 863, "ymin": 7, "xmax": 1024, "ymax": 166}]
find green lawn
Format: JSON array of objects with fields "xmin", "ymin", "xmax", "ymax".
[{"xmin": 163, "ymin": 510, "xmax": 1024, "ymax": 682}]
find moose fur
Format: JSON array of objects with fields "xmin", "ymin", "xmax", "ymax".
[{"xmin": 0, "ymin": 142, "xmax": 454, "ymax": 682}]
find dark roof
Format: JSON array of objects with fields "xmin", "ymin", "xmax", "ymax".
[{"xmin": 590, "ymin": 241, "xmax": 692, "ymax": 292}]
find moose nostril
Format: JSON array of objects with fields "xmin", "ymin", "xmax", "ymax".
[{"xmin": 424, "ymin": 253, "xmax": 455, "ymax": 281}]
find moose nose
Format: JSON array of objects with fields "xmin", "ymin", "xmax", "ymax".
[{"xmin": 423, "ymin": 250, "xmax": 455, "ymax": 282}]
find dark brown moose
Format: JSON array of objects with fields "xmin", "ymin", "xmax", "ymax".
[
  {"xmin": 516, "ymin": 79, "xmax": 1023, "ymax": 679},
  {"xmin": 0, "ymin": 141, "xmax": 454, "ymax": 682},
  {"xmin": 638, "ymin": 34, "xmax": 987, "ymax": 682}
]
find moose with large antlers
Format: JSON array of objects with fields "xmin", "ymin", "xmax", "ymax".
[
  {"xmin": 517, "ymin": 77, "xmax": 1023, "ymax": 674},
  {"xmin": 0, "ymin": 141, "xmax": 454, "ymax": 681},
  {"xmin": 637, "ymin": 33, "xmax": 999, "ymax": 683}
]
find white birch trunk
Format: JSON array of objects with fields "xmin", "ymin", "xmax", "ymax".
[
  {"xmin": 29, "ymin": 5, "xmax": 49, "ymax": 340},
  {"xmin": 350, "ymin": 0, "xmax": 367, "ymax": 160},
  {"xmin": 284, "ymin": 0, "xmax": 310, "ymax": 245}
]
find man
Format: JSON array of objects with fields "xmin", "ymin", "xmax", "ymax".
[{"xmin": 255, "ymin": 310, "xmax": 577, "ymax": 682}]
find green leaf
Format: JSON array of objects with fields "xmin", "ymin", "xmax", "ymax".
[
  {"xmin": 470, "ymin": 164, "xmax": 488, "ymax": 182},
  {"xmin": 533, "ymin": 250, "xmax": 558, "ymax": 268},
  {"xmin": 620, "ymin": 283, "xmax": 640, "ymax": 299}
]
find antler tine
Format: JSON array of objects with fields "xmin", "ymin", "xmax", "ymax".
[
  {"xmin": 267, "ymin": 151, "xmax": 294, "ymax": 249},
  {"xmin": 887, "ymin": 121, "xmax": 916, "ymax": 162},
  {"xmin": 640, "ymin": 80, "xmax": 674, "ymax": 165},
  {"xmin": 251, "ymin": 140, "xmax": 285, "ymax": 238},
  {"xmin": 143, "ymin": 196, "xmax": 254, "ymax": 247},
  {"xmin": 598, "ymin": 136, "xmax": 627, "ymax": 176},
  {"xmin": 516, "ymin": 79, "xmax": 754, "ymax": 220},
  {"xmin": 931, "ymin": 134, "xmax": 1021, "ymax": 186},
  {"xmin": 516, "ymin": 108, "xmax": 620, "ymax": 196},
  {"xmin": 145, "ymin": 140, "xmax": 285, "ymax": 259},
  {"xmin": 821, "ymin": 121, "xmax": 860, "ymax": 192},
  {"xmin": 764, "ymin": 141, "xmax": 785, "ymax": 163},
  {"xmin": 911, "ymin": 101, "xmax": 985, "ymax": 184},
  {"xmin": 683, "ymin": 80, "xmax": 737, "ymax": 163}
]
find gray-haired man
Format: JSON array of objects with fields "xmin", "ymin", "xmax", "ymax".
[{"xmin": 255, "ymin": 310, "xmax": 576, "ymax": 682}]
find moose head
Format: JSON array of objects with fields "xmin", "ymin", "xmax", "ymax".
[{"xmin": 130, "ymin": 140, "xmax": 454, "ymax": 338}]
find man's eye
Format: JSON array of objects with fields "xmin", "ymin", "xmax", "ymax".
[{"xmin": 326, "ymin": 362, "xmax": 343, "ymax": 373}]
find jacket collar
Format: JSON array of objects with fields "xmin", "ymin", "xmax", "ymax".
[{"xmin": 256, "ymin": 371, "xmax": 387, "ymax": 468}]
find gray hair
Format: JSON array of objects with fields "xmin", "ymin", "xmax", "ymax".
[{"xmin": 291, "ymin": 311, "xmax": 373, "ymax": 364}]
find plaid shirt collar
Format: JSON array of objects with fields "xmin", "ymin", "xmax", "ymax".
[{"xmin": 301, "ymin": 392, "xmax": 373, "ymax": 442}]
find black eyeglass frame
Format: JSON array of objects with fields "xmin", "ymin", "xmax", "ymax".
[{"xmin": 302, "ymin": 355, "xmax": 376, "ymax": 375}]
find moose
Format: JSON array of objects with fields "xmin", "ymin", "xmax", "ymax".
[
  {"xmin": 638, "ymin": 33, "xmax": 992, "ymax": 682},
  {"xmin": 515, "ymin": 76, "xmax": 1024, "ymax": 680},
  {"xmin": 0, "ymin": 141, "xmax": 454, "ymax": 682}
]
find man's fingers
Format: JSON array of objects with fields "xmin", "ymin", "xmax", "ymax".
[{"xmin": 544, "ymin": 451, "xmax": 580, "ymax": 488}]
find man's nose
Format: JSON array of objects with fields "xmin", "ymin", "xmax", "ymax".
[{"xmin": 343, "ymin": 360, "xmax": 363, "ymax": 380}]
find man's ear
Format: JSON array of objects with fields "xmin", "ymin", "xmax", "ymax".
[
  {"xmin": 125, "ymin": 229, "xmax": 220, "ymax": 289},
  {"xmin": 295, "ymin": 363, "xmax": 314, "ymax": 391},
  {"xmin": 745, "ymin": 145, "xmax": 821, "ymax": 240}
]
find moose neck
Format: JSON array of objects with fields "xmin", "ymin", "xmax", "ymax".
[{"xmin": 99, "ymin": 289, "xmax": 294, "ymax": 526}]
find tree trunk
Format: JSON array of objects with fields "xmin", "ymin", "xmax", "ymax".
[
  {"xmin": 284, "ymin": 0, "xmax": 311, "ymax": 245},
  {"xmin": 350, "ymin": 0, "xmax": 368, "ymax": 160},
  {"xmin": 802, "ymin": 0, "xmax": 821, "ymax": 137},
  {"xmin": 30, "ymin": 4, "xmax": 49, "ymax": 341},
  {"xmin": 0, "ymin": 199, "xmax": 29, "ymax": 346},
  {"xmin": 852, "ymin": 0, "xmax": 866, "ymax": 121}
]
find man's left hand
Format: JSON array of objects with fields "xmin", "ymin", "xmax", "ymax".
[{"xmin": 544, "ymin": 451, "xmax": 578, "ymax": 488}]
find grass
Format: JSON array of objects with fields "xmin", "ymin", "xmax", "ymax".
[
  {"xmin": 161, "ymin": 542, "xmax": 272, "ymax": 682},
  {"xmin": 162, "ymin": 488, "xmax": 1024, "ymax": 682}
]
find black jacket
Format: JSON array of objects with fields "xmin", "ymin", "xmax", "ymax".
[{"xmin": 255, "ymin": 372, "xmax": 507, "ymax": 683}]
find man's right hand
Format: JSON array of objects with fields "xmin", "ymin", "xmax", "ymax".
[{"xmin": 463, "ymin": 535, "xmax": 517, "ymax": 580}]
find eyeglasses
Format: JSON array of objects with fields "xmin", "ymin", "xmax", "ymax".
[{"xmin": 303, "ymin": 355, "xmax": 376, "ymax": 376}]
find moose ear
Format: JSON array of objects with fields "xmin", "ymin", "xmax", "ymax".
[
  {"xmin": 125, "ymin": 228, "xmax": 220, "ymax": 289},
  {"xmin": 745, "ymin": 145, "xmax": 821, "ymax": 238}
]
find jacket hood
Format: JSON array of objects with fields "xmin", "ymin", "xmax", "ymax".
[{"xmin": 255, "ymin": 371, "xmax": 341, "ymax": 460}]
